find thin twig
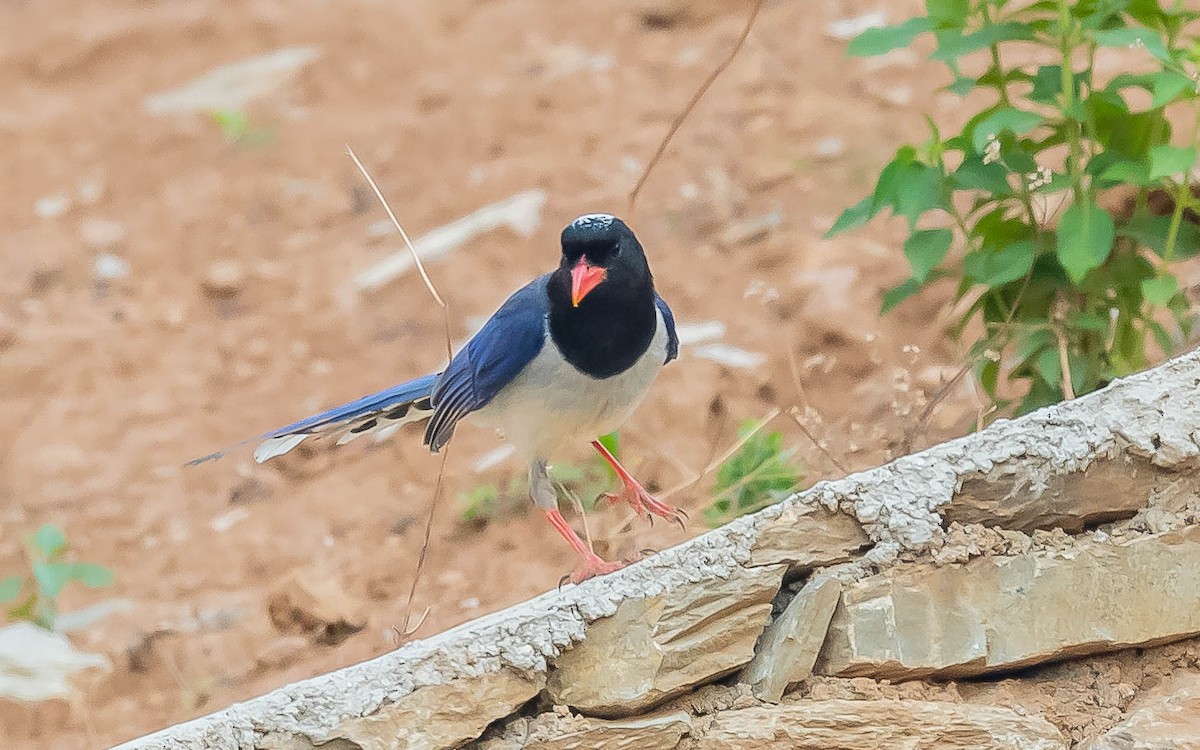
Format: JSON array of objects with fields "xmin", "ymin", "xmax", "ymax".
[
  {"xmin": 785, "ymin": 343, "xmax": 849, "ymax": 474},
  {"xmin": 627, "ymin": 0, "xmax": 766, "ymax": 215},
  {"xmin": 787, "ymin": 407, "xmax": 849, "ymax": 474},
  {"xmin": 401, "ymin": 446, "xmax": 449, "ymax": 637},
  {"xmin": 660, "ymin": 406, "xmax": 781, "ymax": 501},
  {"xmin": 347, "ymin": 145, "xmax": 454, "ymax": 362},
  {"xmin": 557, "ymin": 480, "xmax": 595, "ymax": 553},
  {"xmin": 346, "ymin": 145, "xmax": 454, "ymax": 639},
  {"xmin": 1055, "ymin": 326, "xmax": 1075, "ymax": 399}
]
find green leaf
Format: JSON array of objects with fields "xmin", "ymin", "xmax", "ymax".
[
  {"xmin": 1150, "ymin": 71, "xmax": 1194, "ymax": 108},
  {"xmin": 893, "ymin": 164, "xmax": 945, "ymax": 227},
  {"xmin": 1142, "ymin": 275, "xmax": 1178, "ymax": 306},
  {"xmin": 825, "ymin": 196, "xmax": 877, "ymax": 238},
  {"xmin": 0, "ymin": 576, "xmax": 22, "ymax": 603},
  {"xmin": 1146, "ymin": 318, "xmax": 1175, "ymax": 353},
  {"xmin": 1093, "ymin": 26, "xmax": 1172, "ymax": 63},
  {"xmin": 69, "ymin": 563, "xmax": 114, "ymax": 588},
  {"xmin": 971, "ymin": 107, "xmax": 1044, "ymax": 152},
  {"xmin": 1119, "ymin": 214, "xmax": 1200, "ymax": 259},
  {"xmin": 925, "ymin": 0, "xmax": 969, "ymax": 27},
  {"xmin": 848, "ymin": 17, "xmax": 934, "ymax": 56},
  {"xmin": 1099, "ymin": 159, "xmax": 1152, "ymax": 186},
  {"xmin": 32, "ymin": 525, "xmax": 67, "ymax": 559},
  {"xmin": 931, "ymin": 22, "xmax": 1036, "ymax": 62},
  {"xmin": 904, "ymin": 228, "xmax": 954, "ymax": 283},
  {"xmin": 597, "ymin": 432, "xmax": 619, "ymax": 480},
  {"xmin": 963, "ymin": 240, "xmax": 1037, "ymax": 286},
  {"xmin": 1088, "ymin": 90, "xmax": 1169, "ymax": 160},
  {"xmin": 882, "ymin": 278, "xmax": 922, "ymax": 313},
  {"xmin": 1148, "ymin": 145, "xmax": 1197, "ymax": 180},
  {"xmin": 1056, "ymin": 201, "xmax": 1116, "ymax": 283},
  {"xmin": 946, "ymin": 76, "xmax": 976, "ymax": 96},
  {"xmin": 953, "ymin": 156, "xmax": 1012, "ymax": 195},
  {"xmin": 32, "ymin": 561, "xmax": 71, "ymax": 599}
]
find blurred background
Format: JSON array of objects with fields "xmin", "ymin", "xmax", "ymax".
[{"xmin": 0, "ymin": 0, "xmax": 991, "ymax": 745}]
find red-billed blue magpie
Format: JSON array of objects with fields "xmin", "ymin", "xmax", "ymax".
[{"xmin": 193, "ymin": 213, "xmax": 683, "ymax": 583}]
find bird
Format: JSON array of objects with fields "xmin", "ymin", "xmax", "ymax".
[{"xmin": 191, "ymin": 213, "xmax": 684, "ymax": 583}]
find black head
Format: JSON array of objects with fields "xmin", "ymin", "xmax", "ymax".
[
  {"xmin": 554, "ymin": 213, "xmax": 652, "ymax": 308},
  {"xmin": 546, "ymin": 214, "xmax": 658, "ymax": 378}
]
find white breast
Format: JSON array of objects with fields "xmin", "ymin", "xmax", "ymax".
[{"xmin": 470, "ymin": 309, "xmax": 670, "ymax": 460}]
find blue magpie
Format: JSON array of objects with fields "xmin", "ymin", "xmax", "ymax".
[{"xmin": 194, "ymin": 213, "xmax": 683, "ymax": 582}]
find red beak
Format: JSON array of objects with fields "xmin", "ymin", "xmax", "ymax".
[{"xmin": 570, "ymin": 257, "xmax": 607, "ymax": 307}]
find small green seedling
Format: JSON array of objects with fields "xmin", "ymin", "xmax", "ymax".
[
  {"xmin": 0, "ymin": 524, "xmax": 113, "ymax": 630},
  {"xmin": 210, "ymin": 109, "xmax": 276, "ymax": 146},
  {"xmin": 704, "ymin": 421, "xmax": 804, "ymax": 527}
]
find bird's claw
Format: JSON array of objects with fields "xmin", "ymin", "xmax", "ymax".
[
  {"xmin": 602, "ymin": 485, "xmax": 688, "ymax": 531},
  {"xmin": 561, "ymin": 554, "xmax": 626, "ymax": 586}
]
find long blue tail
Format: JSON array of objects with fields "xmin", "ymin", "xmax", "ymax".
[{"xmin": 187, "ymin": 373, "xmax": 439, "ymax": 465}]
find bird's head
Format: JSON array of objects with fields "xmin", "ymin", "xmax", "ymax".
[{"xmin": 553, "ymin": 213, "xmax": 651, "ymax": 309}]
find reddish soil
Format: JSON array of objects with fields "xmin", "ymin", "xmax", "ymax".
[{"xmin": 0, "ymin": 0, "xmax": 990, "ymax": 746}]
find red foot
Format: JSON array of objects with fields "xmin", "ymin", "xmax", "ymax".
[
  {"xmin": 566, "ymin": 554, "xmax": 627, "ymax": 584},
  {"xmin": 592, "ymin": 441, "xmax": 688, "ymax": 530},
  {"xmin": 543, "ymin": 509, "xmax": 626, "ymax": 585}
]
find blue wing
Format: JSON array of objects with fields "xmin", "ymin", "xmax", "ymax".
[
  {"xmin": 424, "ymin": 275, "xmax": 550, "ymax": 451},
  {"xmin": 656, "ymin": 293, "xmax": 679, "ymax": 364}
]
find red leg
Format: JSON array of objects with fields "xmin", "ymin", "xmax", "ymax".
[
  {"xmin": 543, "ymin": 509, "xmax": 624, "ymax": 583},
  {"xmin": 591, "ymin": 441, "xmax": 688, "ymax": 530}
]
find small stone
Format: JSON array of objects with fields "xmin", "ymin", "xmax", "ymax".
[
  {"xmin": 254, "ymin": 635, "xmax": 309, "ymax": 671},
  {"xmin": 0, "ymin": 313, "xmax": 18, "ymax": 352},
  {"xmin": 35, "ymin": 193, "xmax": 71, "ymax": 219},
  {"xmin": 93, "ymin": 253, "xmax": 131, "ymax": 281},
  {"xmin": 202, "ymin": 259, "xmax": 245, "ymax": 298},
  {"xmin": 229, "ymin": 477, "xmax": 272, "ymax": 505},
  {"xmin": 825, "ymin": 12, "xmax": 887, "ymax": 40},
  {"xmin": 741, "ymin": 576, "xmax": 842, "ymax": 701},
  {"xmin": 80, "ymin": 217, "xmax": 126, "ymax": 252},
  {"xmin": 814, "ymin": 136, "xmax": 846, "ymax": 160},
  {"xmin": 267, "ymin": 574, "xmax": 367, "ymax": 646}
]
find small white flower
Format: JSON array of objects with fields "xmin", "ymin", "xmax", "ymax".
[
  {"xmin": 1025, "ymin": 166, "xmax": 1053, "ymax": 191},
  {"xmin": 983, "ymin": 135, "xmax": 1002, "ymax": 165}
]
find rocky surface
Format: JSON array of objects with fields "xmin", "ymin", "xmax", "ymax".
[
  {"xmin": 818, "ymin": 525, "xmax": 1200, "ymax": 679},
  {"xmin": 545, "ymin": 563, "xmax": 785, "ymax": 716},
  {"xmin": 110, "ymin": 351, "xmax": 1200, "ymax": 750},
  {"xmin": 696, "ymin": 701, "xmax": 1068, "ymax": 750},
  {"xmin": 741, "ymin": 575, "xmax": 842, "ymax": 701},
  {"xmin": 1083, "ymin": 673, "xmax": 1200, "ymax": 750}
]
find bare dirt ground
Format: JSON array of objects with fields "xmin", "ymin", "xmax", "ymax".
[{"xmin": 0, "ymin": 0, "xmax": 1002, "ymax": 746}]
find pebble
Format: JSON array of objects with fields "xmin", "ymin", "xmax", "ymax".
[
  {"xmin": 35, "ymin": 193, "xmax": 71, "ymax": 219},
  {"xmin": 254, "ymin": 635, "xmax": 309, "ymax": 671},
  {"xmin": 202, "ymin": 259, "xmax": 245, "ymax": 298},
  {"xmin": 814, "ymin": 136, "xmax": 847, "ymax": 160},
  {"xmin": 826, "ymin": 12, "xmax": 887, "ymax": 40},
  {"xmin": 93, "ymin": 253, "xmax": 131, "ymax": 281},
  {"xmin": 80, "ymin": 217, "xmax": 126, "ymax": 252},
  {"xmin": 0, "ymin": 313, "xmax": 17, "ymax": 351}
]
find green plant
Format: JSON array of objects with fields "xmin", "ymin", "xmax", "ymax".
[
  {"xmin": 829, "ymin": 0, "xmax": 1200, "ymax": 414},
  {"xmin": 0, "ymin": 524, "xmax": 113, "ymax": 629},
  {"xmin": 703, "ymin": 421, "xmax": 803, "ymax": 527},
  {"xmin": 209, "ymin": 109, "xmax": 275, "ymax": 146}
]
